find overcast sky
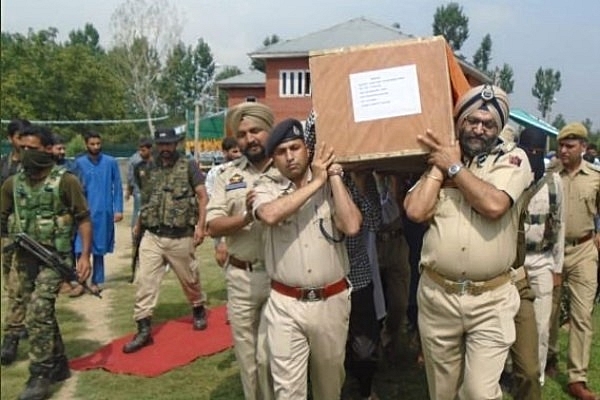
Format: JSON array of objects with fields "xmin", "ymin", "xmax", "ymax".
[{"xmin": 2, "ymin": 0, "xmax": 599, "ymax": 127}]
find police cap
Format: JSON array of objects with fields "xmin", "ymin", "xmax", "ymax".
[{"xmin": 266, "ymin": 118, "xmax": 304, "ymax": 156}]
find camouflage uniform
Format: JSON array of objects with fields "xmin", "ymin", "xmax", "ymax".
[
  {"xmin": 0, "ymin": 152, "xmax": 26, "ymax": 338},
  {"xmin": 1, "ymin": 166, "xmax": 90, "ymax": 377}
]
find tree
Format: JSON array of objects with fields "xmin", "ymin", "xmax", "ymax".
[
  {"xmin": 432, "ymin": 2, "xmax": 469, "ymax": 52},
  {"xmin": 552, "ymin": 114, "xmax": 566, "ymax": 131},
  {"xmin": 582, "ymin": 118, "xmax": 593, "ymax": 134},
  {"xmin": 161, "ymin": 39, "xmax": 216, "ymax": 119},
  {"xmin": 67, "ymin": 23, "xmax": 103, "ymax": 54},
  {"xmin": 110, "ymin": 0, "xmax": 183, "ymax": 134},
  {"xmin": 531, "ymin": 67, "xmax": 561, "ymax": 120},
  {"xmin": 473, "ymin": 34, "xmax": 492, "ymax": 74},
  {"xmin": 493, "ymin": 63, "xmax": 515, "ymax": 94},
  {"xmin": 0, "ymin": 27, "xmax": 128, "ymax": 143},
  {"xmin": 250, "ymin": 34, "xmax": 280, "ymax": 73}
]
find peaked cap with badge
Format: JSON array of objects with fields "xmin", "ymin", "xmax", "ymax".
[{"xmin": 266, "ymin": 118, "xmax": 305, "ymax": 156}]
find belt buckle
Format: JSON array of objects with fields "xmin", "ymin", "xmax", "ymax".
[
  {"xmin": 300, "ymin": 287, "xmax": 323, "ymax": 302},
  {"xmin": 449, "ymin": 279, "xmax": 472, "ymax": 296}
]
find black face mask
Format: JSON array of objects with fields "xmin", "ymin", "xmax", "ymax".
[
  {"xmin": 523, "ymin": 150, "xmax": 545, "ymax": 182},
  {"xmin": 21, "ymin": 150, "xmax": 55, "ymax": 174}
]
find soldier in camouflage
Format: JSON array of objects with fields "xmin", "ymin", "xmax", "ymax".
[
  {"xmin": 0, "ymin": 125, "xmax": 92, "ymax": 400},
  {"xmin": 0, "ymin": 118, "xmax": 31, "ymax": 365}
]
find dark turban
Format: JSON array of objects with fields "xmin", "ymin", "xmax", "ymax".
[{"xmin": 454, "ymin": 84, "xmax": 510, "ymax": 131}]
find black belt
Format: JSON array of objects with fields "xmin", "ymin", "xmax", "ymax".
[
  {"xmin": 146, "ymin": 226, "xmax": 190, "ymax": 238},
  {"xmin": 565, "ymin": 232, "xmax": 594, "ymax": 247}
]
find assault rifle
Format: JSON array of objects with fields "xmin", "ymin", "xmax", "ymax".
[
  {"xmin": 4, "ymin": 232, "xmax": 101, "ymax": 299},
  {"xmin": 130, "ymin": 228, "xmax": 144, "ymax": 283}
]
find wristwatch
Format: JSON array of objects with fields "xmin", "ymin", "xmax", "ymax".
[{"xmin": 447, "ymin": 163, "xmax": 464, "ymax": 178}]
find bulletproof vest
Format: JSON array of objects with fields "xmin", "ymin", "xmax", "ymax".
[
  {"xmin": 140, "ymin": 156, "xmax": 198, "ymax": 229},
  {"xmin": 524, "ymin": 173, "xmax": 559, "ymax": 253},
  {"xmin": 8, "ymin": 166, "xmax": 73, "ymax": 252}
]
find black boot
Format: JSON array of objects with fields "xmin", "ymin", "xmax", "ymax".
[
  {"xmin": 192, "ymin": 306, "xmax": 207, "ymax": 331},
  {"xmin": 0, "ymin": 333, "xmax": 20, "ymax": 365},
  {"xmin": 49, "ymin": 355, "xmax": 71, "ymax": 383},
  {"xmin": 18, "ymin": 375, "xmax": 51, "ymax": 400},
  {"xmin": 19, "ymin": 363, "xmax": 52, "ymax": 400},
  {"xmin": 122, "ymin": 318, "xmax": 153, "ymax": 353}
]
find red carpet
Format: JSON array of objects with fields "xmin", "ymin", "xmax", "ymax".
[{"xmin": 69, "ymin": 305, "xmax": 232, "ymax": 377}]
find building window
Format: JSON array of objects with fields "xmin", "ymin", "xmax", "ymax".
[{"xmin": 279, "ymin": 70, "xmax": 311, "ymax": 97}]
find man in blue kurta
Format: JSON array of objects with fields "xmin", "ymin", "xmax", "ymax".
[{"xmin": 72, "ymin": 131, "xmax": 123, "ymax": 295}]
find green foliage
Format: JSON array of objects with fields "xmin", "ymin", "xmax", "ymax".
[
  {"xmin": 0, "ymin": 26, "xmax": 129, "ymax": 142},
  {"xmin": 250, "ymin": 34, "xmax": 280, "ymax": 72},
  {"xmin": 67, "ymin": 23, "xmax": 104, "ymax": 55},
  {"xmin": 473, "ymin": 34, "xmax": 492, "ymax": 73},
  {"xmin": 432, "ymin": 2, "xmax": 469, "ymax": 52},
  {"xmin": 66, "ymin": 134, "xmax": 86, "ymax": 157},
  {"xmin": 532, "ymin": 67, "xmax": 562, "ymax": 119},
  {"xmin": 552, "ymin": 114, "xmax": 567, "ymax": 131},
  {"xmin": 495, "ymin": 63, "xmax": 515, "ymax": 94},
  {"xmin": 160, "ymin": 39, "xmax": 216, "ymax": 119}
]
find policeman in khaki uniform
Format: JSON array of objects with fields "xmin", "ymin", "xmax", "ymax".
[
  {"xmin": 253, "ymin": 118, "xmax": 362, "ymax": 400},
  {"xmin": 546, "ymin": 122, "xmax": 600, "ymax": 400},
  {"xmin": 404, "ymin": 85, "xmax": 533, "ymax": 400},
  {"xmin": 206, "ymin": 102, "xmax": 275, "ymax": 400}
]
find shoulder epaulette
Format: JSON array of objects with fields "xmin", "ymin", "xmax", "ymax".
[{"xmin": 585, "ymin": 161, "xmax": 600, "ymax": 173}]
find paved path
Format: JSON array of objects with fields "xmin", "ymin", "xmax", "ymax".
[{"xmin": 55, "ymin": 214, "xmax": 132, "ymax": 399}]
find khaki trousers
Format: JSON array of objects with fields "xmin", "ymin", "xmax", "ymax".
[
  {"xmin": 265, "ymin": 288, "xmax": 350, "ymax": 400},
  {"xmin": 418, "ymin": 272, "xmax": 520, "ymax": 400},
  {"xmin": 225, "ymin": 265, "xmax": 273, "ymax": 400},
  {"xmin": 510, "ymin": 279, "xmax": 542, "ymax": 400},
  {"xmin": 564, "ymin": 240, "xmax": 598, "ymax": 383},
  {"xmin": 527, "ymin": 263, "xmax": 554, "ymax": 384},
  {"xmin": 133, "ymin": 231, "xmax": 204, "ymax": 321}
]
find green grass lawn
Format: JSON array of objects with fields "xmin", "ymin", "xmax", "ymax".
[{"xmin": 2, "ymin": 234, "xmax": 600, "ymax": 399}]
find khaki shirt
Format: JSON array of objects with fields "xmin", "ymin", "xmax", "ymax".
[
  {"xmin": 206, "ymin": 157, "xmax": 273, "ymax": 264},
  {"xmin": 558, "ymin": 161, "xmax": 600, "ymax": 239},
  {"xmin": 253, "ymin": 169, "xmax": 349, "ymax": 287},
  {"xmin": 420, "ymin": 145, "xmax": 533, "ymax": 281}
]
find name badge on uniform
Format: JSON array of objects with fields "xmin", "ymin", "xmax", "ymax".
[{"xmin": 225, "ymin": 174, "xmax": 247, "ymax": 191}]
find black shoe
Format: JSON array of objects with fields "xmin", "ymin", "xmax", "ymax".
[
  {"xmin": 18, "ymin": 375, "xmax": 51, "ymax": 400},
  {"xmin": 193, "ymin": 306, "xmax": 208, "ymax": 331},
  {"xmin": 122, "ymin": 318, "xmax": 153, "ymax": 354},
  {"xmin": 0, "ymin": 334, "xmax": 20, "ymax": 365},
  {"xmin": 49, "ymin": 356, "xmax": 71, "ymax": 383}
]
